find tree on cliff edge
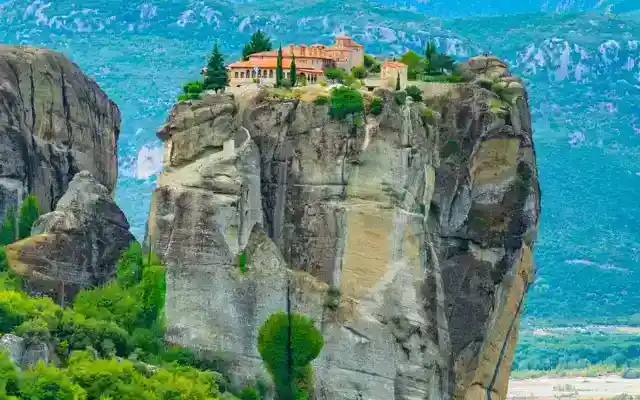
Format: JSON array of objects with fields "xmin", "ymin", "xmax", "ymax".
[
  {"xmin": 242, "ymin": 30, "xmax": 273, "ymax": 61},
  {"xmin": 276, "ymin": 45, "xmax": 284, "ymax": 87},
  {"xmin": 204, "ymin": 43, "xmax": 228, "ymax": 93},
  {"xmin": 290, "ymin": 53, "xmax": 297, "ymax": 87}
]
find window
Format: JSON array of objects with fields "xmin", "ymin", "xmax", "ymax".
[
  {"xmin": 252, "ymin": 70, "xmax": 256, "ymax": 78},
  {"xmin": 234, "ymin": 71, "xmax": 239, "ymax": 78},
  {"xmin": 269, "ymin": 70, "xmax": 273, "ymax": 78},
  {"xmin": 240, "ymin": 72, "xmax": 245, "ymax": 78}
]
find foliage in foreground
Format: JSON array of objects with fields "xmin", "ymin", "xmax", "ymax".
[
  {"xmin": 0, "ymin": 350, "xmax": 221, "ymax": 400},
  {"xmin": 258, "ymin": 312, "xmax": 323, "ymax": 400},
  {"xmin": 0, "ymin": 195, "xmax": 41, "ymax": 246}
]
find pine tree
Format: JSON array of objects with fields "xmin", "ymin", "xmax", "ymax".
[
  {"xmin": 275, "ymin": 45, "xmax": 284, "ymax": 87},
  {"xmin": 242, "ymin": 30, "xmax": 273, "ymax": 61},
  {"xmin": 18, "ymin": 195, "xmax": 39, "ymax": 240},
  {"xmin": 396, "ymin": 72, "xmax": 401, "ymax": 90},
  {"xmin": 290, "ymin": 53, "xmax": 297, "ymax": 87},
  {"xmin": 203, "ymin": 43, "xmax": 228, "ymax": 93}
]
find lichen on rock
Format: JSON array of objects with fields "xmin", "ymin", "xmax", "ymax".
[{"xmin": 146, "ymin": 55, "xmax": 540, "ymax": 400}]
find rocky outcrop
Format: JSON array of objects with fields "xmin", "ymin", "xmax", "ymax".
[
  {"xmin": 0, "ymin": 45, "xmax": 120, "ymax": 220},
  {"xmin": 5, "ymin": 171, "xmax": 135, "ymax": 304},
  {"xmin": 146, "ymin": 56, "xmax": 540, "ymax": 400},
  {"xmin": 0, "ymin": 333, "xmax": 51, "ymax": 369}
]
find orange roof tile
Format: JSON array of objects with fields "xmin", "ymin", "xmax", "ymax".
[
  {"xmin": 227, "ymin": 59, "xmax": 323, "ymax": 74},
  {"xmin": 382, "ymin": 61, "xmax": 407, "ymax": 68},
  {"xmin": 250, "ymin": 50, "xmax": 335, "ymax": 60}
]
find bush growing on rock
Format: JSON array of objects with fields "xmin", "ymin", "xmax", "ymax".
[
  {"xmin": 18, "ymin": 195, "xmax": 39, "ymax": 240},
  {"xmin": 257, "ymin": 312, "xmax": 323, "ymax": 400},
  {"xmin": 405, "ymin": 85, "xmax": 422, "ymax": 102},
  {"xmin": 368, "ymin": 96, "xmax": 382, "ymax": 115},
  {"xmin": 0, "ymin": 206, "xmax": 17, "ymax": 246},
  {"xmin": 328, "ymin": 86, "xmax": 364, "ymax": 122}
]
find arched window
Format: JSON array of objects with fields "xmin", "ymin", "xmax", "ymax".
[
  {"xmin": 269, "ymin": 70, "xmax": 274, "ymax": 78},
  {"xmin": 252, "ymin": 70, "xmax": 256, "ymax": 78},
  {"xmin": 240, "ymin": 72, "xmax": 245, "ymax": 78}
]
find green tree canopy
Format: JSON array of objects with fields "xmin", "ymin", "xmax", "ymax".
[
  {"xmin": 324, "ymin": 67, "xmax": 345, "ymax": 82},
  {"xmin": 242, "ymin": 30, "xmax": 273, "ymax": 61},
  {"xmin": 257, "ymin": 312, "xmax": 323, "ymax": 400},
  {"xmin": 203, "ymin": 43, "xmax": 228, "ymax": 93},
  {"xmin": 423, "ymin": 41, "xmax": 456, "ymax": 76},
  {"xmin": 351, "ymin": 65, "xmax": 368, "ymax": 79},
  {"xmin": 328, "ymin": 86, "xmax": 364, "ymax": 122},
  {"xmin": 0, "ymin": 206, "xmax": 16, "ymax": 246},
  {"xmin": 400, "ymin": 50, "xmax": 423, "ymax": 80},
  {"xmin": 276, "ymin": 45, "xmax": 284, "ymax": 87},
  {"xmin": 18, "ymin": 195, "xmax": 39, "ymax": 240},
  {"xmin": 290, "ymin": 53, "xmax": 297, "ymax": 87}
]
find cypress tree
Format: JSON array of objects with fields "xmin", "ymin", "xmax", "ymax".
[
  {"xmin": 18, "ymin": 195, "xmax": 40, "ymax": 240},
  {"xmin": 276, "ymin": 45, "xmax": 284, "ymax": 87},
  {"xmin": 0, "ymin": 206, "xmax": 16, "ymax": 245},
  {"xmin": 290, "ymin": 53, "xmax": 297, "ymax": 87},
  {"xmin": 396, "ymin": 72, "xmax": 401, "ymax": 90},
  {"xmin": 203, "ymin": 42, "xmax": 228, "ymax": 93}
]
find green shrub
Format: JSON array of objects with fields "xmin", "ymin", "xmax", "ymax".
[
  {"xmin": 19, "ymin": 361, "xmax": 85, "ymax": 400},
  {"xmin": 422, "ymin": 75, "xmax": 463, "ymax": 83},
  {"xmin": 238, "ymin": 252, "xmax": 247, "ymax": 274},
  {"xmin": 257, "ymin": 312, "xmax": 323, "ymax": 400},
  {"xmin": 328, "ymin": 86, "xmax": 364, "ymax": 121},
  {"xmin": 240, "ymin": 386, "xmax": 259, "ymax": 400},
  {"xmin": 15, "ymin": 318, "xmax": 51, "ymax": 345},
  {"xmin": 405, "ymin": 85, "xmax": 422, "ymax": 102},
  {"xmin": 0, "ymin": 350, "xmax": 20, "ymax": 396},
  {"xmin": 0, "ymin": 206, "xmax": 16, "ymax": 246},
  {"xmin": 324, "ymin": 67, "xmax": 344, "ymax": 82},
  {"xmin": 351, "ymin": 65, "xmax": 368, "ymax": 79},
  {"xmin": 73, "ymin": 282, "xmax": 142, "ymax": 332},
  {"xmin": 318, "ymin": 80, "xmax": 327, "ymax": 87},
  {"xmin": 183, "ymin": 81, "xmax": 204, "ymax": 95},
  {"xmin": 421, "ymin": 107, "xmax": 437, "ymax": 125},
  {"xmin": 116, "ymin": 242, "xmax": 144, "ymax": 289},
  {"xmin": 313, "ymin": 96, "xmax": 329, "ymax": 105},
  {"xmin": 368, "ymin": 96, "xmax": 382, "ymax": 116},
  {"xmin": 18, "ymin": 195, "xmax": 39, "ymax": 240},
  {"xmin": 394, "ymin": 91, "xmax": 407, "ymax": 105}
]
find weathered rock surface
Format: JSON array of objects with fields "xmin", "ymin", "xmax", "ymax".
[
  {"xmin": 147, "ymin": 56, "xmax": 541, "ymax": 400},
  {"xmin": 0, "ymin": 333, "xmax": 52, "ymax": 369},
  {"xmin": 0, "ymin": 45, "xmax": 120, "ymax": 220},
  {"xmin": 5, "ymin": 171, "xmax": 135, "ymax": 303},
  {"xmin": 0, "ymin": 333, "xmax": 25, "ymax": 365}
]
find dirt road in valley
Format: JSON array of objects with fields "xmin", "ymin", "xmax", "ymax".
[{"xmin": 508, "ymin": 375, "xmax": 640, "ymax": 399}]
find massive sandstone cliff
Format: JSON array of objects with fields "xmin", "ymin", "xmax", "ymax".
[
  {"xmin": 146, "ymin": 56, "xmax": 541, "ymax": 400},
  {"xmin": 0, "ymin": 45, "xmax": 120, "ymax": 220}
]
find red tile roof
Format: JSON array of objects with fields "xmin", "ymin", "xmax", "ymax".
[
  {"xmin": 250, "ymin": 50, "xmax": 335, "ymax": 60},
  {"xmin": 227, "ymin": 59, "xmax": 323, "ymax": 74}
]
